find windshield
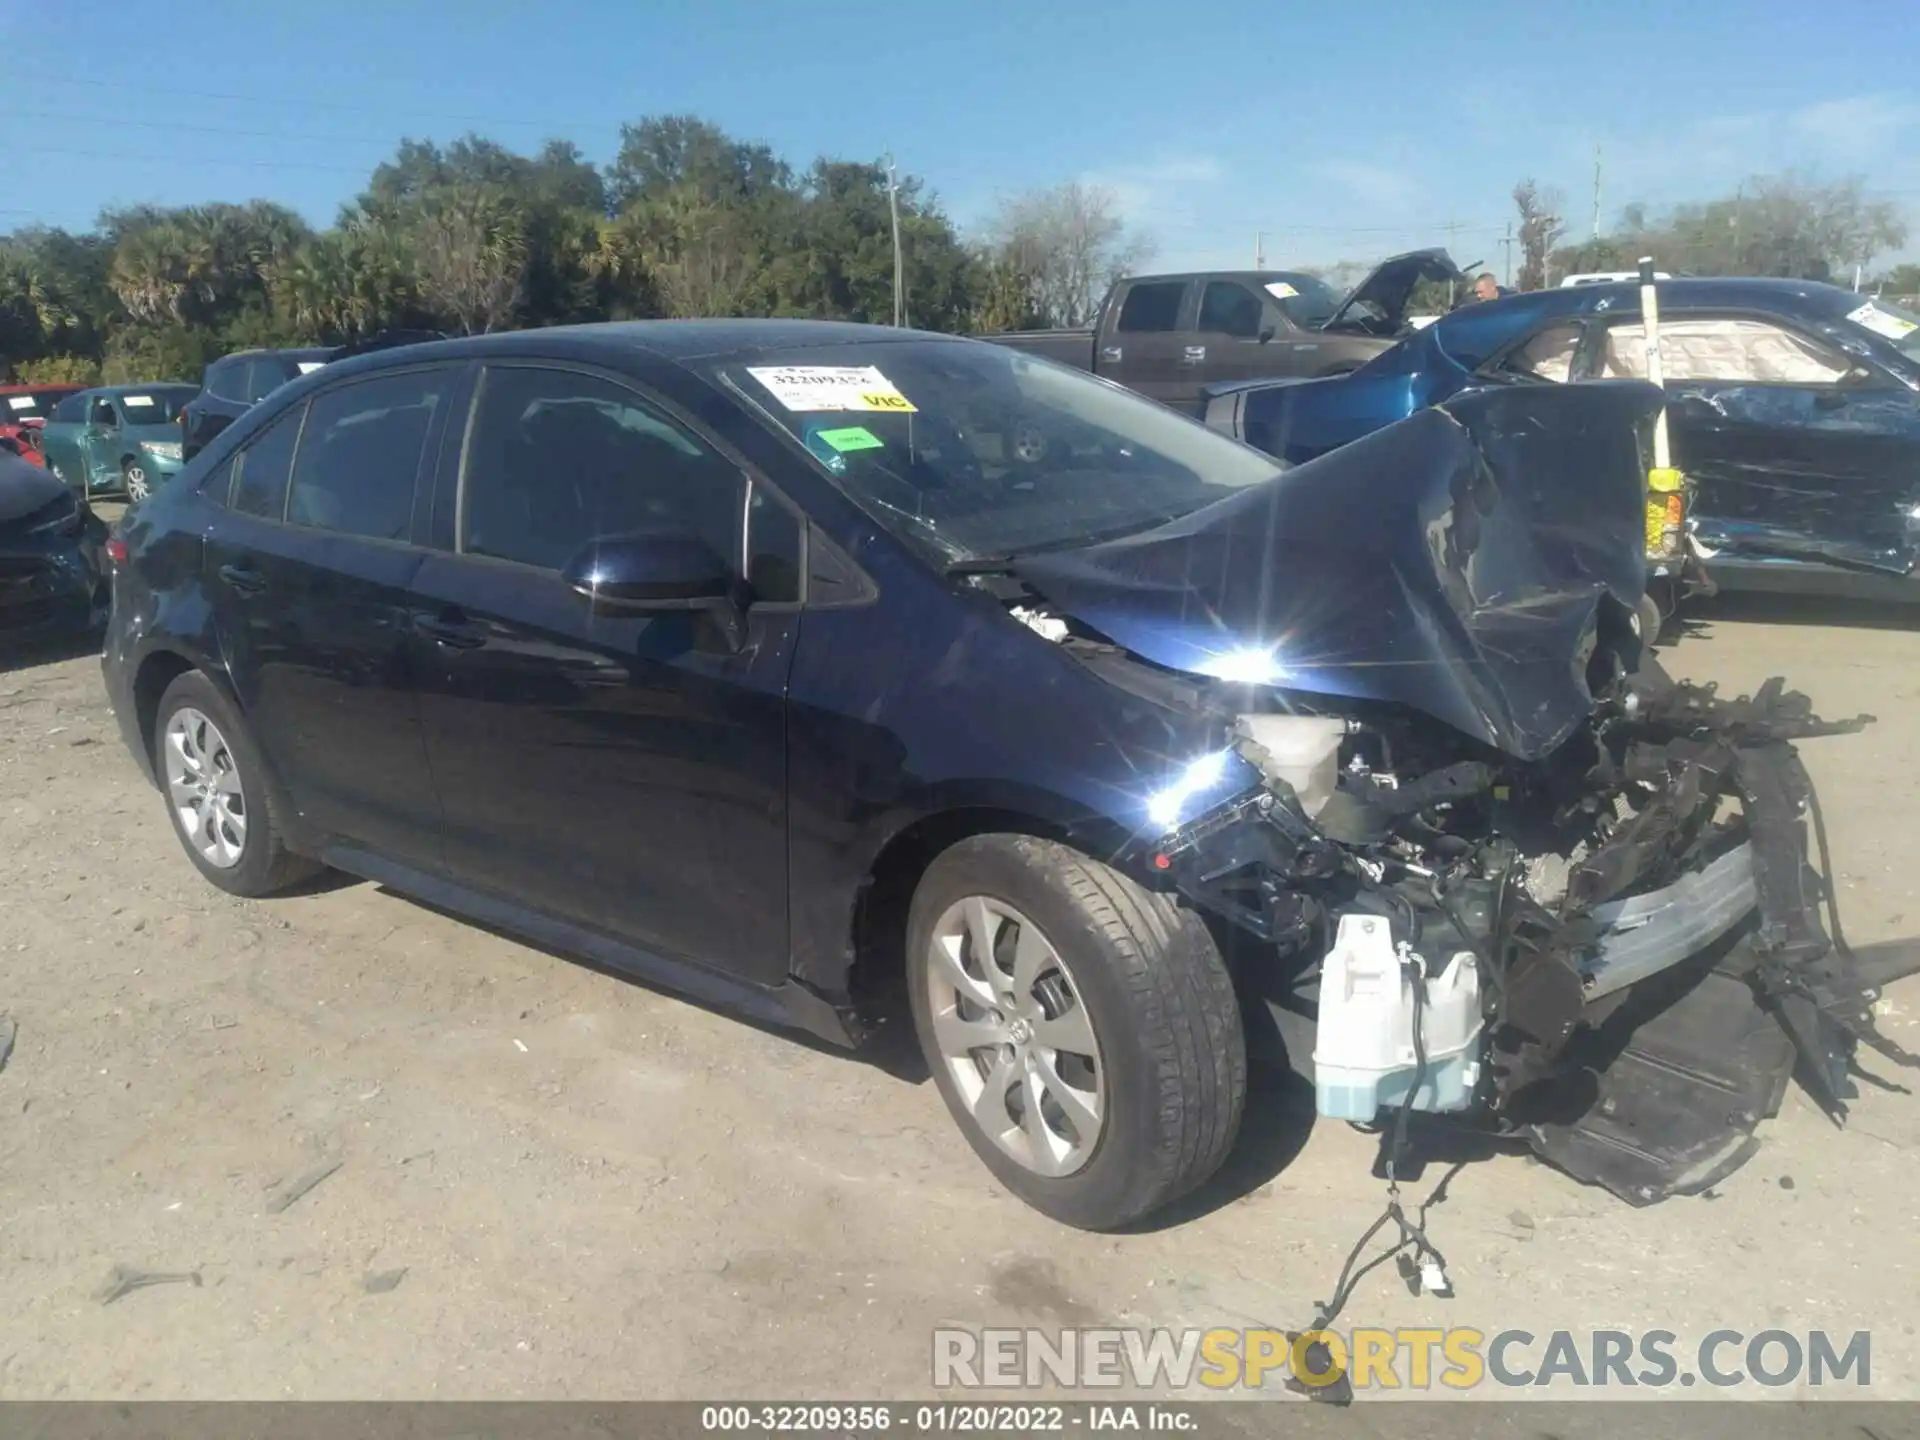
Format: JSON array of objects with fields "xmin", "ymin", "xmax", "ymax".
[
  {"xmin": 3, "ymin": 389, "xmax": 77, "ymax": 422},
  {"xmin": 114, "ymin": 387, "xmax": 196, "ymax": 425},
  {"xmin": 1262, "ymin": 274, "xmax": 1344, "ymax": 328},
  {"xmin": 1844, "ymin": 297, "xmax": 1920, "ymax": 360},
  {"xmin": 713, "ymin": 341, "xmax": 1284, "ymax": 562}
]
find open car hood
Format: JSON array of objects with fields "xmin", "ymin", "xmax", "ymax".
[
  {"xmin": 1320, "ymin": 247, "xmax": 1464, "ymax": 334},
  {"xmin": 1011, "ymin": 381, "xmax": 1665, "ymax": 760}
]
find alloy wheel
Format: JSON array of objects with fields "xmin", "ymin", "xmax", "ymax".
[
  {"xmin": 163, "ymin": 707, "xmax": 247, "ymax": 869},
  {"xmin": 123, "ymin": 463, "xmax": 150, "ymax": 502},
  {"xmin": 925, "ymin": 895, "xmax": 1105, "ymax": 1177}
]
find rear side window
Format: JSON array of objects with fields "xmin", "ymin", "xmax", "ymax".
[
  {"xmin": 232, "ymin": 407, "xmax": 303, "ymax": 519},
  {"xmin": 246, "ymin": 357, "xmax": 302, "ymax": 403},
  {"xmin": 461, "ymin": 365, "xmax": 745, "ymax": 574},
  {"xmin": 205, "ymin": 357, "xmax": 248, "ymax": 403},
  {"xmin": 51, "ymin": 393, "xmax": 89, "ymax": 423},
  {"xmin": 1596, "ymin": 317, "xmax": 1852, "ymax": 384},
  {"xmin": 1116, "ymin": 282, "xmax": 1186, "ymax": 333},
  {"xmin": 1198, "ymin": 282, "xmax": 1263, "ymax": 339},
  {"xmin": 288, "ymin": 369, "xmax": 451, "ymax": 541},
  {"xmin": 1500, "ymin": 323, "xmax": 1584, "ymax": 382}
]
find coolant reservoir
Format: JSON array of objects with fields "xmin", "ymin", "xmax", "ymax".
[
  {"xmin": 1233, "ymin": 715, "xmax": 1348, "ymax": 817},
  {"xmin": 1313, "ymin": 914, "xmax": 1483, "ymax": 1122}
]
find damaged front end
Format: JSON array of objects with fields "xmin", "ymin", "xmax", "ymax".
[
  {"xmin": 1009, "ymin": 382, "xmax": 1916, "ymax": 1204},
  {"xmin": 1149, "ymin": 673, "xmax": 1903, "ymax": 1204}
]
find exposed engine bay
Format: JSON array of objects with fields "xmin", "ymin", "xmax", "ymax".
[
  {"xmin": 989, "ymin": 382, "xmax": 1920, "ymax": 1204},
  {"xmin": 1140, "ymin": 652, "xmax": 1915, "ymax": 1204}
]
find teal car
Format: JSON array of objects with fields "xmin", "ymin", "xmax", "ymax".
[{"xmin": 40, "ymin": 384, "xmax": 196, "ymax": 502}]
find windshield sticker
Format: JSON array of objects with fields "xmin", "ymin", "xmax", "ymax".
[
  {"xmin": 6, "ymin": 396, "xmax": 37, "ymax": 411},
  {"xmin": 296, "ymin": 361, "xmax": 327, "ymax": 374},
  {"xmin": 122, "ymin": 394, "xmax": 156, "ymax": 407},
  {"xmin": 815, "ymin": 425, "xmax": 884, "ymax": 453},
  {"xmin": 1264, "ymin": 282, "xmax": 1299, "ymax": 299},
  {"xmin": 1849, "ymin": 302, "xmax": 1918, "ymax": 341},
  {"xmin": 747, "ymin": 364, "xmax": 918, "ymax": 413}
]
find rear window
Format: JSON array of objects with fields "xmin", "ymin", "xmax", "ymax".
[{"xmin": 3, "ymin": 389, "xmax": 77, "ymax": 421}]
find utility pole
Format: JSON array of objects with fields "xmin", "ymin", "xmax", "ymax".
[
  {"xmin": 1500, "ymin": 221, "xmax": 1514, "ymax": 287},
  {"xmin": 885, "ymin": 154, "xmax": 904, "ymax": 327},
  {"xmin": 1591, "ymin": 143, "xmax": 1602, "ymax": 241},
  {"xmin": 1255, "ymin": 231, "xmax": 1266, "ymax": 269}
]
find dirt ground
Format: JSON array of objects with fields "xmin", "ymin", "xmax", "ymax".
[{"xmin": 2, "ymin": 564, "xmax": 1918, "ymax": 1401}]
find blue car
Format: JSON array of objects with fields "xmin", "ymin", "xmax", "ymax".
[
  {"xmin": 102, "ymin": 321, "xmax": 1901, "ymax": 1225},
  {"xmin": 1204, "ymin": 279, "xmax": 1920, "ymax": 603}
]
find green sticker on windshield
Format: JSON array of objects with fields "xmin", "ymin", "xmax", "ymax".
[{"xmin": 816, "ymin": 425, "xmax": 884, "ymax": 453}]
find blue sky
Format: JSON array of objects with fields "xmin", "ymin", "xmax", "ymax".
[{"xmin": 5, "ymin": 0, "xmax": 1917, "ymax": 275}]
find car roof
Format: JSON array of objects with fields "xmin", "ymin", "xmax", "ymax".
[
  {"xmin": 94, "ymin": 382, "xmax": 198, "ymax": 395},
  {"xmin": 311, "ymin": 319, "xmax": 975, "ymax": 380},
  {"xmin": 220, "ymin": 346, "xmax": 335, "ymax": 361}
]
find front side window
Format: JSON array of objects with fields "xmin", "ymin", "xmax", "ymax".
[
  {"xmin": 1116, "ymin": 282, "xmax": 1186, "ymax": 333},
  {"xmin": 1596, "ymin": 317, "xmax": 1851, "ymax": 385},
  {"xmin": 89, "ymin": 398, "xmax": 118, "ymax": 427},
  {"xmin": 714, "ymin": 340, "xmax": 1284, "ymax": 564},
  {"xmin": 461, "ymin": 366, "xmax": 747, "ymax": 577},
  {"xmin": 287, "ymin": 369, "xmax": 450, "ymax": 540},
  {"xmin": 1198, "ymin": 282, "xmax": 1264, "ymax": 339},
  {"xmin": 232, "ymin": 406, "xmax": 304, "ymax": 520}
]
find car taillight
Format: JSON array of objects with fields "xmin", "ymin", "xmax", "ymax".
[{"xmin": 105, "ymin": 537, "xmax": 128, "ymax": 566}]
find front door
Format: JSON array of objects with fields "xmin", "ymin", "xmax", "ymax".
[
  {"xmin": 406, "ymin": 362, "xmax": 801, "ymax": 984},
  {"xmin": 1192, "ymin": 279, "xmax": 1302, "ymax": 388},
  {"xmin": 201, "ymin": 368, "xmax": 455, "ymax": 865},
  {"xmin": 81, "ymin": 395, "xmax": 122, "ymax": 494},
  {"xmin": 1589, "ymin": 313, "xmax": 1920, "ymax": 573}
]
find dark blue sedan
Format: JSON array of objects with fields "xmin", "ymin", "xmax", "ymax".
[
  {"xmin": 1204, "ymin": 279, "xmax": 1920, "ymax": 602},
  {"xmin": 99, "ymin": 320, "xmax": 1902, "ymax": 1227}
]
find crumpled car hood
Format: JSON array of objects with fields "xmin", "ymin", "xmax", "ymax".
[{"xmin": 1012, "ymin": 381, "xmax": 1666, "ymax": 760}]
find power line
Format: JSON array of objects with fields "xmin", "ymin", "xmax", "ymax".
[
  {"xmin": 28, "ymin": 144, "xmax": 374, "ymax": 175},
  {"xmin": 26, "ymin": 70, "xmax": 572, "ymax": 130}
]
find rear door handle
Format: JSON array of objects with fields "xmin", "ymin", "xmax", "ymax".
[
  {"xmin": 217, "ymin": 562, "xmax": 266, "ymax": 595},
  {"xmin": 410, "ymin": 610, "xmax": 487, "ymax": 649}
]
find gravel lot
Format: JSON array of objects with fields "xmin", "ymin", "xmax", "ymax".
[{"xmin": 2, "ymin": 571, "xmax": 1917, "ymax": 1401}]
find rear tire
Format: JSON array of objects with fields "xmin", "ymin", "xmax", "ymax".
[
  {"xmin": 907, "ymin": 834, "xmax": 1246, "ymax": 1230},
  {"xmin": 153, "ymin": 671, "xmax": 320, "ymax": 897}
]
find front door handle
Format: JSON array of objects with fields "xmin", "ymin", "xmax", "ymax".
[
  {"xmin": 217, "ymin": 562, "xmax": 266, "ymax": 595},
  {"xmin": 410, "ymin": 610, "xmax": 487, "ymax": 649}
]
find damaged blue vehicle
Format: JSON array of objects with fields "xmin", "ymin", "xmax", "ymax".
[
  {"xmin": 101, "ymin": 322, "xmax": 1915, "ymax": 1231},
  {"xmin": 1204, "ymin": 279, "xmax": 1920, "ymax": 606}
]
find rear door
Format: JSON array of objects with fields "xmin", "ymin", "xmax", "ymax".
[
  {"xmin": 405, "ymin": 360, "xmax": 801, "ymax": 982},
  {"xmin": 1586, "ymin": 312, "xmax": 1920, "ymax": 573},
  {"xmin": 1104, "ymin": 279, "xmax": 1195, "ymax": 410},
  {"xmin": 202, "ymin": 365, "xmax": 458, "ymax": 864}
]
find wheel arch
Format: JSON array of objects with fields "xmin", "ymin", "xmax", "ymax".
[{"xmin": 845, "ymin": 798, "xmax": 1136, "ymax": 1017}]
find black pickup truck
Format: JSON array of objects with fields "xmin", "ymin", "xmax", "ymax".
[{"xmin": 989, "ymin": 249, "xmax": 1462, "ymax": 415}]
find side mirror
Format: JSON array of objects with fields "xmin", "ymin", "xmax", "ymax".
[
  {"xmin": 1257, "ymin": 324, "xmax": 1276, "ymax": 344},
  {"xmin": 561, "ymin": 529, "xmax": 737, "ymax": 610}
]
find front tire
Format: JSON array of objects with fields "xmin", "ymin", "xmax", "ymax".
[
  {"xmin": 907, "ymin": 834, "xmax": 1246, "ymax": 1230},
  {"xmin": 121, "ymin": 459, "xmax": 150, "ymax": 502},
  {"xmin": 153, "ymin": 671, "xmax": 319, "ymax": 897}
]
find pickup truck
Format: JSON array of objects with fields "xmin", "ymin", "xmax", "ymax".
[{"xmin": 989, "ymin": 249, "xmax": 1462, "ymax": 414}]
